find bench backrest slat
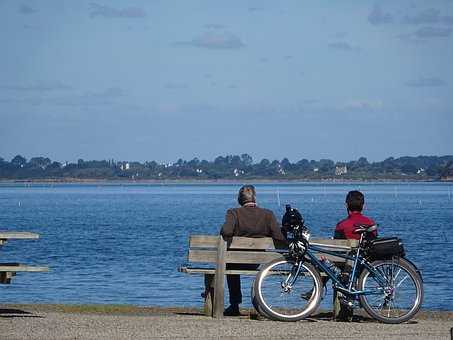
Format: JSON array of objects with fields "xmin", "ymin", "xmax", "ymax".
[
  {"xmin": 310, "ymin": 238, "xmax": 358, "ymax": 249},
  {"xmin": 188, "ymin": 249, "xmax": 218, "ymax": 263},
  {"xmin": 189, "ymin": 235, "xmax": 218, "ymax": 248},
  {"xmin": 190, "ymin": 236, "xmax": 357, "ymax": 250},
  {"xmin": 228, "ymin": 237, "xmax": 275, "ymax": 250}
]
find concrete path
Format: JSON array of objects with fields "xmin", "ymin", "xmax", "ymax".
[{"xmin": 0, "ymin": 305, "xmax": 451, "ymax": 340}]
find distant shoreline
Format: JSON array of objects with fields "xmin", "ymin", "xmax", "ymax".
[{"xmin": 0, "ymin": 178, "xmax": 449, "ymax": 185}]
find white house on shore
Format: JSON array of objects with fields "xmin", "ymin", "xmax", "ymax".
[
  {"xmin": 119, "ymin": 162, "xmax": 130, "ymax": 171},
  {"xmin": 335, "ymin": 165, "xmax": 348, "ymax": 176}
]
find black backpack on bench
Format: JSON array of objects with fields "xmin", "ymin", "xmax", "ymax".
[{"xmin": 366, "ymin": 237, "xmax": 406, "ymax": 260}]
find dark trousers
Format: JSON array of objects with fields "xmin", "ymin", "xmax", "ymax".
[{"xmin": 226, "ymin": 263, "xmax": 259, "ymax": 305}]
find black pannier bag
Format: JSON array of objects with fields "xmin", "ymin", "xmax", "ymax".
[{"xmin": 366, "ymin": 237, "xmax": 405, "ymax": 260}]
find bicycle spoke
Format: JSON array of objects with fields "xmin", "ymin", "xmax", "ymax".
[
  {"xmin": 395, "ymin": 274, "xmax": 409, "ymax": 288},
  {"xmin": 393, "ymin": 268, "xmax": 402, "ymax": 281}
]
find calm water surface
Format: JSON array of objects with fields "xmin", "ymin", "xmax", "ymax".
[{"xmin": 0, "ymin": 183, "xmax": 452, "ymax": 310}]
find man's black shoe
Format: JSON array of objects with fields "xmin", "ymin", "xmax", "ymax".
[{"xmin": 223, "ymin": 305, "xmax": 241, "ymax": 316}]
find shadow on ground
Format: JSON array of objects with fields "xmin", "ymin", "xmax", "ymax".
[{"xmin": 0, "ymin": 308, "xmax": 43, "ymax": 319}]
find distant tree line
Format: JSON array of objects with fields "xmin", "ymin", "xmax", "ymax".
[{"xmin": 0, "ymin": 154, "xmax": 453, "ymax": 181}]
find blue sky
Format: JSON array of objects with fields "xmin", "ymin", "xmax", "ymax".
[{"xmin": 0, "ymin": 0, "xmax": 452, "ymax": 163}]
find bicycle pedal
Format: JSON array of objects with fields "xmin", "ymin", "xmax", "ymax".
[{"xmin": 339, "ymin": 298, "xmax": 354, "ymax": 308}]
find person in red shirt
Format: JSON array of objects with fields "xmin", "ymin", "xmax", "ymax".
[
  {"xmin": 335, "ymin": 190, "xmax": 377, "ymax": 240},
  {"xmin": 331, "ymin": 190, "xmax": 377, "ymax": 320}
]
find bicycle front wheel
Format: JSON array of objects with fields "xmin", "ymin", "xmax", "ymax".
[
  {"xmin": 254, "ymin": 258, "xmax": 322, "ymax": 321},
  {"xmin": 358, "ymin": 258, "xmax": 423, "ymax": 324}
]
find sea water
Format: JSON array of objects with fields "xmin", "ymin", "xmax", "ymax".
[{"xmin": 0, "ymin": 182, "xmax": 452, "ymax": 310}]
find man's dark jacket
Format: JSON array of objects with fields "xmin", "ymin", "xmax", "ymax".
[{"xmin": 220, "ymin": 205, "xmax": 286, "ymax": 242}]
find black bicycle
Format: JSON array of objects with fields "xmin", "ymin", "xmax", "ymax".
[{"xmin": 253, "ymin": 205, "xmax": 423, "ymax": 324}]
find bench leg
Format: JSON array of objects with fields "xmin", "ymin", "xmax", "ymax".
[
  {"xmin": 0, "ymin": 272, "xmax": 14, "ymax": 284},
  {"xmin": 213, "ymin": 237, "xmax": 226, "ymax": 318},
  {"xmin": 203, "ymin": 274, "xmax": 215, "ymax": 317},
  {"xmin": 333, "ymin": 289, "xmax": 353, "ymax": 321}
]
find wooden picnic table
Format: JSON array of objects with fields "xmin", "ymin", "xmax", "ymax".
[
  {"xmin": 0, "ymin": 231, "xmax": 48, "ymax": 284},
  {"xmin": 0, "ymin": 231, "xmax": 40, "ymax": 246}
]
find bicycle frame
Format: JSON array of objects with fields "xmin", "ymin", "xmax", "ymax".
[{"xmin": 305, "ymin": 245, "xmax": 385, "ymax": 296}]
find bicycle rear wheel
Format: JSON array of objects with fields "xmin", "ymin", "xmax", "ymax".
[
  {"xmin": 358, "ymin": 258, "xmax": 423, "ymax": 324},
  {"xmin": 254, "ymin": 258, "xmax": 322, "ymax": 321}
]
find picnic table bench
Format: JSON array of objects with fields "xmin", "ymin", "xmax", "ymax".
[
  {"xmin": 179, "ymin": 235, "xmax": 358, "ymax": 319},
  {"xmin": 0, "ymin": 231, "xmax": 49, "ymax": 284}
]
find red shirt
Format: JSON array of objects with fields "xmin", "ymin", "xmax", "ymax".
[{"xmin": 335, "ymin": 211, "xmax": 376, "ymax": 240}]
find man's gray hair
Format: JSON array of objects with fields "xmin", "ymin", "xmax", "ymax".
[{"xmin": 238, "ymin": 185, "xmax": 256, "ymax": 206}]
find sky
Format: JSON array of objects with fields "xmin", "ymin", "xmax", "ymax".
[{"xmin": 0, "ymin": 0, "xmax": 452, "ymax": 163}]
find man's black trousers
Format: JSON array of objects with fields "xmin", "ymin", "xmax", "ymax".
[{"xmin": 226, "ymin": 263, "xmax": 260, "ymax": 305}]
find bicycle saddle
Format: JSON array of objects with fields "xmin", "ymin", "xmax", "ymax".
[{"xmin": 353, "ymin": 224, "xmax": 377, "ymax": 234}]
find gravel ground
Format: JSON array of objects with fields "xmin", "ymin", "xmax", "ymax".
[{"xmin": 0, "ymin": 305, "xmax": 452, "ymax": 340}]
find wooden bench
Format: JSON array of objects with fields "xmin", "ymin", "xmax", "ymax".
[
  {"xmin": 179, "ymin": 235, "xmax": 357, "ymax": 319},
  {"xmin": 0, "ymin": 231, "xmax": 49, "ymax": 284}
]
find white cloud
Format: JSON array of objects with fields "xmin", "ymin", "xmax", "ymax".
[
  {"xmin": 328, "ymin": 41, "xmax": 359, "ymax": 52},
  {"xmin": 342, "ymin": 100, "xmax": 383, "ymax": 111},
  {"xmin": 89, "ymin": 3, "xmax": 146, "ymax": 19},
  {"xmin": 414, "ymin": 26, "xmax": 452, "ymax": 38},
  {"xmin": 405, "ymin": 77, "xmax": 446, "ymax": 87},
  {"xmin": 175, "ymin": 32, "xmax": 245, "ymax": 50},
  {"xmin": 0, "ymin": 82, "xmax": 72, "ymax": 92},
  {"xmin": 403, "ymin": 8, "xmax": 453, "ymax": 26},
  {"xmin": 368, "ymin": 4, "xmax": 393, "ymax": 25},
  {"xmin": 19, "ymin": 4, "xmax": 37, "ymax": 15},
  {"xmin": 51, "ymin": 87, "xmax": 125, "ymax": 106}
]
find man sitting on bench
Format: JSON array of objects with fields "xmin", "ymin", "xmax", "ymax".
[{"xmin": 220, "ymin": 185, "xmax": 286, "ymax": 316}]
